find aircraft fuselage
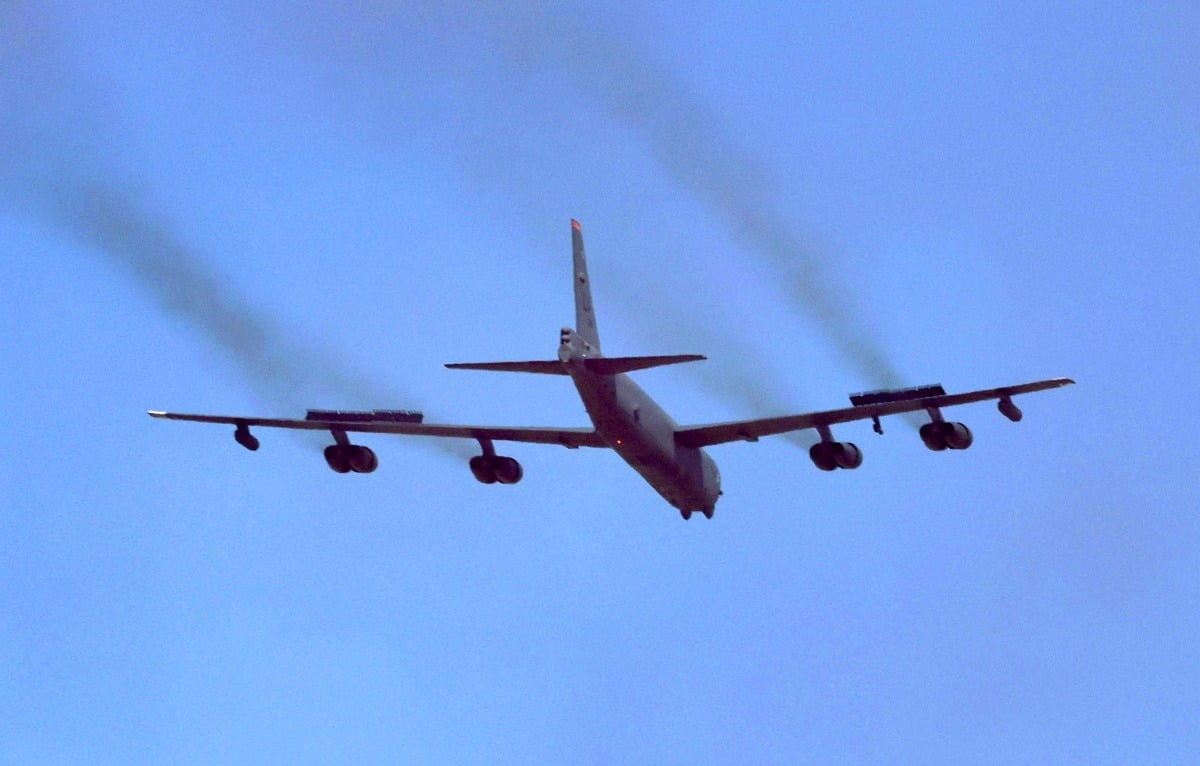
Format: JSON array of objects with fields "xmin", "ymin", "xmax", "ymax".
[{"xmin": 560, "ymin": 328, "xmax": 721, "ymax": 516}]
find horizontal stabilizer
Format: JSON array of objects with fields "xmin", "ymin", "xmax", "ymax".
[
  {"xmin": 584, "ymin": 354, "xmax": 706, "ymax": 375},
  {"xmin": 445, "ymin": 354, "xmax": 705, "ymax": 375},
  {"xmin": 445, "ymin": 360, "xmax": 568, "ymax": 375}
]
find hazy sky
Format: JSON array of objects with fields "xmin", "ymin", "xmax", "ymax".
[{"xmin": 2, "ymin": 2, "xmax": 1197, "ymax": 763}]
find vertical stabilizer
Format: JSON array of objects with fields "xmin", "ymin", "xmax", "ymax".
[{"xmin": 571, "ymin": 219, "xmax": 601, "ymax": 351}]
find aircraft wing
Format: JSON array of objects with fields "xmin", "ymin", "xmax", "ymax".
[
  {"xmin": 147, "ymin": 411, "xmax": 609, "ymax": 449},
  {"xmin": 674, "ymin": 377, "xmax": 1074, "ymax": 448}
]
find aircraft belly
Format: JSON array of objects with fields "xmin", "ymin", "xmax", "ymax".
[
  {"xmin": 612, "ymin": 441, "xmax": 702, "ymax": 509},
  {"xmin": 599, "ymin": 424, "xmax": 707, "ymax": 510},
  {"xmin": 572, "ymin": 369, "xmax": 709, "ymax": 511}
]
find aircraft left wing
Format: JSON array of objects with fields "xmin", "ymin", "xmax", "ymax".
[
  {"xmin": 674, "ymin": 377, "xmax": 1074, "ymax": 448},
  {"xmin": 147, "ymin": 411, "xmax": 609, "ymax": 449}
]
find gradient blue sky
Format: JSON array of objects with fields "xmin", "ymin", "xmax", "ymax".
[{"xmin": 2, "ymin": 2, "xmax": 1197, "ymax": 763}]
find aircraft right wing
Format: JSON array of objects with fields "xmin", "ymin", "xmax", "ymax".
[{"xmin": 674, "ymin": 377, "xmax": 1074, "ymax": 448}]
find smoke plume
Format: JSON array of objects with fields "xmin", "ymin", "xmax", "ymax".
[
  {"xmin": 21, "ymin": 173, "xmax": 472, "ymax": 459},
  {"xmin": 511, "ymin": 14, "xmax": 911, "ymax": 393},
  {"xmin": 601, "ymin": 275, "xmax": 818, "ymax": 448},
  {"xmin": 0, "ymin": 13, "xmax": 471, "ymax": 459}
]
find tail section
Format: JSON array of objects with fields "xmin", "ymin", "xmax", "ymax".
[
  {"xmin": 444, "ymin": 221, "xmax": 707, "ymax": 376},
  {"xmin": 571, "ymin": 219, "xmax": 601, "ymax": 352}
]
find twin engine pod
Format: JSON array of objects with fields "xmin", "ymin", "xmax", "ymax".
[
  {"xmin": 919, "ymin": 421, "xmax": 974, "ymax": 451},
  {"xmin": 809, "ymin": 441, "xmax": 863, "ymax": 471},
  {"xmin": 324, "ymin": 444, "xmax": 378, "ymax": 474},
  {"xmin": 469, "ymin": 455, "xmax": 524, "ymax": 485}
]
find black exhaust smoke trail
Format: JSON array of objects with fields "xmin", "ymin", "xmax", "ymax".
[
  {"xmin": 515, "ymin": 17, "xmax": 913, "ymax": 400},
  {"xmin": 178, "ymin": 4, "xmax": 826, "ymax": 445},
  {"xmin": 0, "ymin": 15, "xmax": 471, "ymax": 459},
  {"xmin": 21, "ymin": 175, "xmax": 471, "ymax": 460},
  {"xmin": 603, "ymin": 279, "xmax": 817, "ymax": 448}
]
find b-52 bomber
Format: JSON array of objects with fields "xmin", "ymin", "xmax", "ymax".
[{"xmin": 150, "ymin": 220, "xmax": 1073, "ymax": 520}]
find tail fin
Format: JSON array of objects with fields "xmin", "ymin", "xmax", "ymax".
[{"xmin": 571, "ymin": 219, "xmax": 601, "ymax": 351}]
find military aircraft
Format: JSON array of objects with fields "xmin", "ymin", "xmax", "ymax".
[{"xmin": 150, "ymin": 220, "xmax": 1073, "ymax": 519}]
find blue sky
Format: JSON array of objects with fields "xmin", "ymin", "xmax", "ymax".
[{"xmin": 2, "ymin": 2, "xmax": 1197, "ymax": 763}]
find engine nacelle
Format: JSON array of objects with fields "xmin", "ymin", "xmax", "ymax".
[
  {"xmin": 942, "ymin": 422, "xmax": 973, "ymax": 450},
  {"xmin": 920, "ymin": 422, "xmax": 972, "ymax": 451},
  {"xmin": 347, "ymin": 445, "xmax": 378, "ymax": 473},
  {"xmin": 809, "ymin": 441, "xmax": 862, "ymax": 470},
  {"xmin": 834, "ymin": 442, "xmax": 863, "ymax": 469},
  {"xmin": 469, "ymin": 455, "xmax": 497, "ymax": 483},
  {"xmin": 809, "ymin": 442, "xmax": 838, "ymax": 471},
  {"xmin": 324, "ymin": 444, "xmax": 351, "ymax": 473},
  {"xmin": 323, "ymin": 444, "xmax": 377, "ymax": 473},
  {"xmin": 493, "ymin": 456, "xmax": 524, "ymax": 485},
  {"xmin": 998, "ymin": 396, "xmax": 1023, "ymax": 422},
  {"xmin": 469, "ymin": 455, "xmax": 523, "ymax": 484},
  {"xmin": 920, "ymin": 422, "xmax": 948, "ymax": 451}
]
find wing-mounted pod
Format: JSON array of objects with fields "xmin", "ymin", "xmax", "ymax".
[
  {"xmin": 304, "ymin": 411, "xmax": 422, "ymax": 475},
  {"xmin": 916, "ymin": 403, "xmax": 973, "ymax": 452},
  {"xmin": 468, "ymin": 437, "xmax": 523, "ymax": 485},
  {"xmin": 313, "ymin": 420, "xmax": 382, "ymax": 475},
  {"xmin": 234, "ymin": 422, "xmax": 259, "ymax": 451},
  {"xmin": 998, "ymin": 396, "xmax": 1023, "ymax": 422},
  {"xmin": 324, "ymin": 443, "xmax": 378, "ymax": 474},
  {"xmin": 808, "ymin": 424, "xmax": 863, "ymax": 471},
  {"xmin": 919, "ymin": 420, "xmax": 974, "ymax": 451}
]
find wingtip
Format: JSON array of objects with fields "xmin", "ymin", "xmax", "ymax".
[
  {"xmin": 571, "ymin": 218, "xmax": 582, "ymax": 231},
  {"xmin": 148, "ymin": 410, "xmax": 167, "ymax": 418}
]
